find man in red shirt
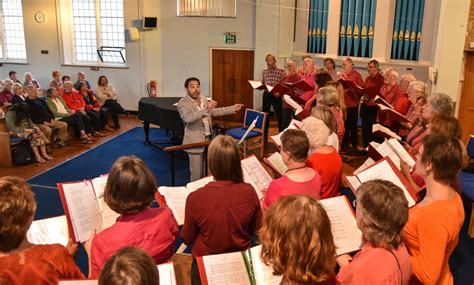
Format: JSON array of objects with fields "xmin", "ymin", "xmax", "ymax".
[{"xmin": 360, "ymin": 59, "xmax": 384, "ymax": 148}]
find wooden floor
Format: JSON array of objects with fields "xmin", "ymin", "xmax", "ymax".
[{"xmin": 0, "ymin": 115, "xmax": 363, "ymax": 181}]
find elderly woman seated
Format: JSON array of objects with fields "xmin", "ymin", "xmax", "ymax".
[
  {"xmin": 0, "ymin": 176, "xmax": 84, "ymax": 283},
  {"xmin": 337, "ymin": 180, "xmax": 412, "ymax": 284},
  {"xmin": 302, "ymin": 116, "xmax": 342, "ymax": 199}
]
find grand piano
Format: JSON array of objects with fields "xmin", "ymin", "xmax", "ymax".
[{"xmin": 138, "ymin": 97, "xmax": 185, "ymax": 147}]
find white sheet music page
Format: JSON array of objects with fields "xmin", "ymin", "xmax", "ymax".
[
  {"xmin": 247, "ymin": 245, "xmax": 282, "ymax": 284},
  {"xmin": 345, "ymin": 175, "xmax": 362, "ymax": 191},
  {"xmin": 266, "ymin": 152, "xmax": 288, "ymax": 175},
  {"xmin": 27, "ymin": 215, "xmax": 69, "ymax": 246},
  {"xmin": 91, "ymin": 176, "xmax": 120, "ymax": 232},
  {"xmin": 375, "ymin": 141, "xmax": 402, "ymax": 170},
  {"xmin": 356, "ymin": 159, "xmax": 415, "ymax": 207},
  {"xmin": 186, "ymin": 176, "xmax": 214, "ymax": 192},
  {"xmin": 201, "ymin": 252, "xmax": 250, "ymax": 285},
  {"xmin": 320, "ymin": 196, "xmax": 362, "ymax": 255},
  {"xmin": 241, "ymin": 156, "xmax": 273, "ymax": 199},
  {"xmin": 353, "ymin": 157, "xmax": 375, "ymax": 176},
  {"xmin": 270, "ymin": 123, "xmax": 298, "ymax": 147},
  {"xmin": 372, "ymin": 123, "xmax": 401, "ymax": 140},
  {"xmin": 248, "ymin": 80, "xmax": 263, "ymax": 89},
  {"xmin": 157, "ymin": 262, "xmax": 177, "ymax": 285},
  {"xmin": 283, "ymin": 95, "xmax": 302, "ymax": 111},
  {"xmin": 157, "ymin": 186, "xmax": 190, "ymax": 225},
  {"xmin": 62, "ymin": 181, "xmax": 101, "ymax": 243},
  {"xmin": 387, "ymin": 139, "xmax": 415, "ymax": 170}
]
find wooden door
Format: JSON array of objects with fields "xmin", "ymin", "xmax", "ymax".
[
  {"xmin": 212, "ymin": 49, "xmax": 254, "ymax": 122},
  {"xmin": 459, "ymin": 52, "xmax": 474, "ymax": 143}
]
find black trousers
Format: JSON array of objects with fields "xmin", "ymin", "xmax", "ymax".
[
  {"xmin": 281, "ymin": 107, "xmax": 294, "ymax": 130},
  {"xmin": 85, "ymin": 109, "xmax": 101, "ymax": 132},
  {"xmin": 342, "ymin": 106, "xmax": 359, "ymax": 148},
  {"xmin": 60, "ymin": 112, "xmax": 91, "ymax": 137},
  {"xmin": 360, "ymin": 104, "xmax": 378, "ymax": 147},
  {"xmin": 102, "ymin": 100, "xmax": 123, "ymax": 127},
  {"xmin": 262, "ymin": 91, "xmax": 283, "ymax": 137}
]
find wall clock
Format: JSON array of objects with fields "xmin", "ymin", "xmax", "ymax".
[{"xmin": 35, "ymin": 11, "xmax": 46, "ymax": 23}]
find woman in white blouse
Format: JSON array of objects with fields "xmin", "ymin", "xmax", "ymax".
[{"xmin": 95, "ymin": 75, "xmax": 128, "ymax": 129}]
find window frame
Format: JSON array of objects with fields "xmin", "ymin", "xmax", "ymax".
[
  {"xmin": 176, "ymin": 0, "xmax": 237, "ymax": 18},
  {"xmin": 0, "ymin": 0, "xmax": 28, "ymax": 63}
]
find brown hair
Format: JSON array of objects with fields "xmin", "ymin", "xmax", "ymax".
[
  {"xmin": 208, "ymin": 135, "xmax": 243, "ymax": 182},
  {"xmin": 52, "ymin": 70, "xmax": 60, "ymax": 77},
  {"xmin": 104, "ymin": 156, "xmax": 156, "ymax": 214},
  {"xmin": 281, "ymin": 129, "xmax": 309, "ymax": 163},
  {"xmin": 421, "ymin": 134, "xmax": 464, "ymax": 184},
  {"xmin": 356, "ymin": 180, "xmax": 408, "ymax": 250},
  {"xmin": 98, "ymin": 246, "xmax": 159, "ymax": 285},
  {"xmin": 429, "ymin": 113, "xmax": 462, "ymax": 139},
  {"xmin": 260, "ymin": 195, "xmax": 336, "ymax": 284},
  {"xmin": 315, "ymin": 71, "xmax": 333, "ymax": 89},
  {"xmin": 0, "ymin": 176, "xmax": 36, "ymax": 252},
  {"xmin": 311, "ymin": 105, "xmax": 336, "ymax": 133}
]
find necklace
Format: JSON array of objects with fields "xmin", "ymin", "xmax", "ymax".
[{"xmin": 285, "ymin": 165, "xmax": 306, "ymax": 173}]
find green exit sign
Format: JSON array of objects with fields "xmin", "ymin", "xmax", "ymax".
[{"xmin": 225, "ymin": 34, "xmax": 236, "ymax": 44}]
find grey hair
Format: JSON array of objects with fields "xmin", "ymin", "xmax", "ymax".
[
  {"xmin": 301, "ymin": 117, "xmax": 330, "ymax": 150},
  {"xmin": 317, "ymin": 86, "xmax": 339, "ymax": 107},
  {"xmin": 427, "ymin": 93, "xmax": 453, "ymax": 115},
  {"xmin": 408, "ymin": 80, "xmax": 428, "ymax": 96}
]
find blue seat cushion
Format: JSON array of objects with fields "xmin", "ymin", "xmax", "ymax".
[
  {"xmin": 226, "ymin": 127, "xmax": 262, "ymax": 140},
  {"xmin": 460, "ymin": 171, "xmax": 474, "ymax": 201}
]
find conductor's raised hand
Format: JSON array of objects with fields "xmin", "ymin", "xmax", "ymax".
[
  {"xmin": 234, "ymin": 103, "xmax": 244, "ymax": 112},
  {"xmin": 207, "ymin": 100, "xmax": 218, "ymax": 110}
]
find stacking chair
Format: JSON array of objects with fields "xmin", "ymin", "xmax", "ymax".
[{"xmin": 226, "ymin": 109, "xmax": 267, "ymax": 158}]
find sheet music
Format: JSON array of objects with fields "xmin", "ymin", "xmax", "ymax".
[
  {"xmin": 62, "ymin": 181, "xmax": 101, "ymax": 243},
  {"xmin": 265, "ymin": 152, "xmax": 288, "ymax": 175},
  {"xmin": 157, "ymin": 262, "xmax": 177, "ymax": 285},
  {"xmin": 27, "ymin": 215, "xmax": 68, "ymax": 246},
  {"xmin": 248, "ymin": 80, "xmax": 263, "ymax": 89},
  {"xmin": 375, "ymin": 141, "xmax": 402, "ymax": 171},
  {"xmin": 157, "ymin": 186, "xmax": 190, "ymax": 225},
  {"xmin": 91, "ymin": 176, "xmax": 120, "ymax": 232},
  {"xmin": 387, "ymin": 139, "xmax": 416, "ymax": 170},
  {"xmin": 241, "ymin": 156, "xmax": 273, "ymax": 199},
  {"xmin": 345, "ymin": 175, "xmax": 362, "ymax": 191},
  {"xmin": 283, "ymin": 95, "xmax": 302, "ymax": 111},
  {"xmin": 247, "ymin": 245, "xmax": 282, "ymax": 285},
  {"xmin": 201, "ymin": 252, "xmax": 251, "ymax": 285},
  {"xmin": 320, "ymin": 196, "xmax": 363, "ymax": 256},
  {"xmin": 354, "ymin": 158, "xmax": 375, "ymax": 176},
  {"xmin": 270, "ymin": 123, "xmax": 298, "ymax": 147},
  {"xmin": 186, "ymin": 176, "xmax": 214, "ymax": 192},
  {"xmin": 356, "ymin": 160, "xmax": 415, "ymax": 207},
  {"xmin": 372, "ymin": 123, "xmax": 401, "ymax": 140}
]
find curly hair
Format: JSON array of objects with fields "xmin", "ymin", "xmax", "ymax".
[
  {"xmin": 0, "ymin": 176, "xmax": 36, "ymax": 252},
  {"xmin": 356, "ymin": 180, "xmax": 408, "ymax": 250},
  {"xmin": 301, "ymin": 117, "xmax": 330, "ymax": 150},
  {"xmin": 259, "ymin": 195, "xmax": 336, "ymax": 284}
]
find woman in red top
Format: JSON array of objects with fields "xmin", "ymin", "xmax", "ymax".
[
  {"xmin": 86, "ymin": 156, "xmax": 178, "ymax": 278},
  {"xmin": 77, "ymin": 81, "xmax": 113, "ymax": 133},
  {"xmin": 263, "ymin": 129, "xmax": 322, "ymax": 209},
  {"xmin": 302, "ymin": 117, "xmax": 342, "ymax": 199},
  {"xmin": 0, "ymin": 176, "xmax": 84, "ymax": 284}
]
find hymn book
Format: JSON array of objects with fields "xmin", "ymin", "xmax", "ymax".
[
  {"xmin": 283, "ymin": 79, "xmax": 314, "ymax": 92},
  {"xmin": 58, "ymin": 261, "xmax": 177, "ymax": 285},
  {"xmin": 344, "ymin": 157, "xmax": 417, "ymax": 207},
  {"xmin": 263, "ymin": 152, "xmax": 288, "ymax": 176},
  {"xmin": 57, "ymin": 175, "xmax": 120, "ymax": 243},
  {"xmin": 376, "ymin": 103, "xmax": 410, "ymax": 123},
  {"xmin": 27, "ymin": 215, "xmax": 69, "ymax": 246}
]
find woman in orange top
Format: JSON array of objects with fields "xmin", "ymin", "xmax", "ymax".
[{"xmin": 403, "ymin": 134, "xmax": 465, "ymax": 284}]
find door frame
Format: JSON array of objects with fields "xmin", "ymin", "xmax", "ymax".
[{"xmin": 209, "ymin": 47, "xmax": 255, "ymax": 100}]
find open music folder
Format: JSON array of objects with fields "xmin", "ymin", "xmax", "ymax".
[
  {"xmin": 282, "ymin": 95, "xmax": 310, "ymax": 120},
  {"xmin": 57, "ymin": 175, "xmax": 120, "ymax": 243},
  {"xmin": 27, "ymin": 215, "xmax": 69, "ymax": 246},
  {"xmin": 248, "ymin": 80, "xmax": 274, "ymax": 92},
  {"xmin": 344, "ymin": 157, "xmax": 417, "ymax": 207},
  {"xmin": 368, "ymin": 138, "xmax": 416, "ymax": 171},
  {"xmin": 58, "ymin": 261, "xmax": 177, "ymax": 285},
  {"xmin": 338, "ymin": 77, "xmax": 364, "ymax": 95},
  {"xmin": 376, "ymin": 103, "xmax": 410, "ymax": 123},
  {"xmin": 270, "ymin": 119, "xmax": 302, "ymax": 148},
  {"xmin": 372, "ymin": 123, "xmax": 401, "ymax": 141}
]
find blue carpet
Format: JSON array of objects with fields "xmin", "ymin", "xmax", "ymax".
[{"xmin": 27, "ymin": 127, "xmax": 191, "ymax": 275}]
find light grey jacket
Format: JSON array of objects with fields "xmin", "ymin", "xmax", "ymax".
[{"xmin": 177, "ymin": 95, "xmax": 235, "ymax": 153}]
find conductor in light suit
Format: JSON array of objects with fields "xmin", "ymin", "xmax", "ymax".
[{"xmin": 177, "ymin": 77, "xmax": 244, "ymax": 181}]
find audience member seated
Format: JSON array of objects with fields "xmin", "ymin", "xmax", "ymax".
[
  {"xmin": 74, "ymin": 71, "xmax": 93, "ymax": 92},
  {"xmin": 50, "ymin": 71, "xmax": 63, "ymax": 92},
  {"xmin": 45, "ymin": 87, "xmax": 94, "ymax": 144},
  {"xmin": 86, "ymin": 156, "xmax": 178, "ymax": 278},
  {"xmin": 405, "ymin": 93, "xmax": 453, "ymax": 156},
  {"xmin": 317, "ymin": 86, "xmax": 345, "ymax": 145},
  {"xmin": 77, "ymin": 81, "xmax": 114, "ymax": 132},
  {"xmin": 302, "ymin": 117, "xmax": 342, "ymax": 199},
  {"xmin": 337, "ymin": 180, "xmax": 412, "ymax": 284},
  {"xmin": 23, "ymin": 72, "xmax": 42, "ymax": 96},
  {"xmin": 402, "ymin": 134, "xmax": 465, "ymax": 284},
  {"xmin": 61, "ymin": 81, "xmax": 105, "ymax": 137},
  {"xmin": 98, "ymin": 247, "xmax": 159, "ymax": 285},
  {"xmin": 181, "ymin": 135, "xmax": 262, "ymax": 282},
  {"xmin": 263, "ymin": 129, "xmax": 322, "ymax": 209},
  {"xmin": 311, "ymin": 105, "xmax": 339, "ymax": 151},
  {"xmin": 11, "ymin": 83, "xmax": 27, "ymax": 105},
  {"xmin": 5, "ymin": 103, "xmax": 52, "ymax": 163},
  {"xmin": 0, "ymin": 79, "xmax": 13, "ymax": 107},
  {"xmin": 25, "ymin": 85, "xmax": 68, "ymax": 148},
  {"xmin": 9, "ymin": 70, "xmax": 22, "ymax": 84},
  {"xmin": 399, "ymin": 81, "xmax": 428, "ymax": 138},
  {"xmin": 96, "ymin": 75, "xmax": 128, "ymax": 128},
  {"xmin": 62, "ymin": 75, "xmax": 72, "ymax": 85},
  {"xmin": 0, "ymin": 176, "xmax": 84, "ymax": 283},
  {"xmin": 260, "ymin": 195, "xmax": 337, "ymax": 284}
]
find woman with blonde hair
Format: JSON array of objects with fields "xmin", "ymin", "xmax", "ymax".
[
  {"xmin": 11, "ymin": 83, "xmax": 27, "ymax": 104},
  {"xmin": 400, "ymin": 80, "xmax": 428, "ymax": 138},
  {"xmin": 260, "ymin": 195, "xmax": 336, "ymax": 284},
  {"xmin": 325, "ymin": 80, "xmax": 346, "ymax": 120},
  {"xmin": 316, "ymin": 86, "xmax": 345, "ymax": 146},
  {"xmin": 311, "ymin": 105, "xmax": 339, "ymax": 151}
]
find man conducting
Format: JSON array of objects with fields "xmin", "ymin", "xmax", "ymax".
[{"xmin": 177, "ymin": 77, "xmax": 243, "ymax": 181}]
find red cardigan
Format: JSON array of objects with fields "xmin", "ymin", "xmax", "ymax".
[{"xmin": 61, "ymin": 89, "xmax": 86, "ymax": 112}]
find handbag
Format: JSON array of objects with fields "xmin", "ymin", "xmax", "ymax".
[{"xmin": 11, "ymin": 139, "xmax": 35, "ymax": 165}]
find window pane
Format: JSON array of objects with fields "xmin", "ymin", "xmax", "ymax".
[
  {"xmin": 177, "ymin": 0, "xmax": 236, "ymax": 17},
  {"xmin": 99, "ymin": 0, "xmax": 126, "ymax": 62},
  {"xmin": 72, "ymin": 0, "xmax": 98, "ymax": 62},
  {"xmin": 1, "ymin": 0, "xmax": 27, "ymax": 60}
]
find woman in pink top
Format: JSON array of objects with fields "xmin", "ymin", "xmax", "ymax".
[
  {"xmin": 302, "ymin": 116, "xmax": 342, "ymax": 199},
  {"xmin": 262, "ymin": 129, "xmax": 322, "ymax": 209},
  {"xmin": 85, "ymin": 156, "xmax": 178, "ymax": 278},
  {"xmin": 399, "ymin": 81, "xmax": 428, "ymax": 138},
  {"xmin": 337, "ymin": 180, "xmax": 412, "ymax": 284}
]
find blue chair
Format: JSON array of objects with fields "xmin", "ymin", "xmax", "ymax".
[
  {"xmin": 467, "ymin": 135, "xmax": 474, "ymax": 161},
  {"xmin": 226, "ymin": 109, "xmax": 267, "ymax": 158}
]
